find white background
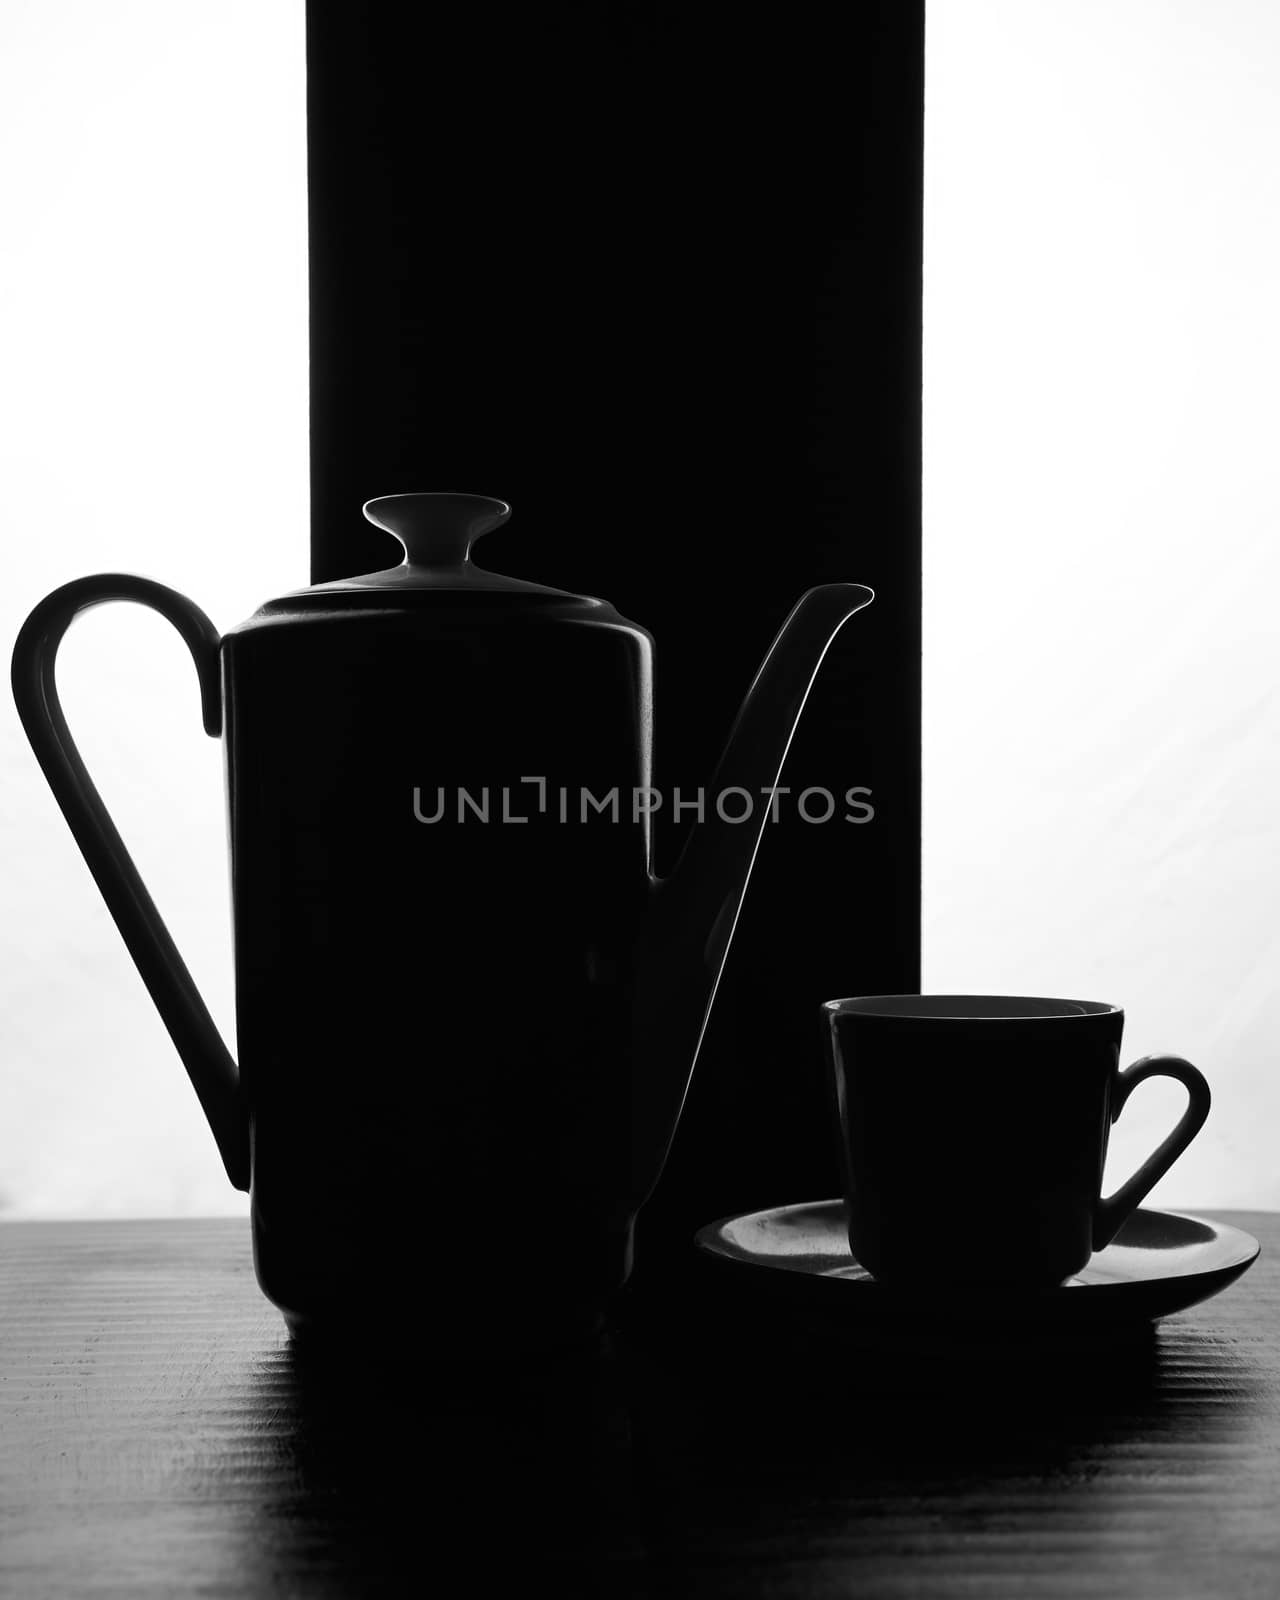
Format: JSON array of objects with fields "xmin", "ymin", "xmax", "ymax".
[
  {"xmin": 925, "ymin": 0, "xmax": 1280, "ymax": 1207},
  {"xmin": 0, "ymin": 1, "xmax": 304, "ymax": 1216},
  {"xmin": 2, "ymin": 2, "xmax": 1277, "ymax": 1215}
]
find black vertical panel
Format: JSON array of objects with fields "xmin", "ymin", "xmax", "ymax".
[{"xmin": 307, "ymin": 6, "xmax": 923, "ymax": 1284}]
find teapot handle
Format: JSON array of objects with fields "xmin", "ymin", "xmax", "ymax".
[{"xmin": 11, "ymin": 575, "xmax": 249, "ymax": 1191}]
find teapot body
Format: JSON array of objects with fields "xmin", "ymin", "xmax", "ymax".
[
  {"xmin": 224, "ymin": 596, "xmax": 654, "ymax": 1334},
  {"xmin": 12, "ymin": 493, "xmax": 873, "ymax": 1348}
]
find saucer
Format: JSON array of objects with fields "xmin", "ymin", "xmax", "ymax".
[{"xmin": 693, "ymin": 1202, "xmax": 1259, "ymax": 1334}]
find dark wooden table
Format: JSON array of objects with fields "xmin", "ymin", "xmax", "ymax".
[{"xmin": 1, "ymin": 1214, "xmax": 1276, "ymax": 1597}]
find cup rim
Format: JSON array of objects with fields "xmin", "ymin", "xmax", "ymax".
[{"xmin": 822, "ymin": 994, "xmax": 1122, "ymax": 1021}]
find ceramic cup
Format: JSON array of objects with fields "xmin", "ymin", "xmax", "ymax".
[{"xmin": 821, "ymin": 996, "xmax": 1211, "ymax": 1290}]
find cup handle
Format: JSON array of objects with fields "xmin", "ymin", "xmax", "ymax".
[{"xmin": 1092, "ymin": 1055, "xmax": 1211, "ymax": 1251}]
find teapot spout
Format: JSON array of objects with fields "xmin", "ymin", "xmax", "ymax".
[{"xmin": 629, "ymin": 583, "xmax": 874, "ymax": 1203}]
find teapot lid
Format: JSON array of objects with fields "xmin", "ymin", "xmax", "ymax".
[{"xmin": 273, "ymin": 493, "xmax": 593, "ymax": 610}]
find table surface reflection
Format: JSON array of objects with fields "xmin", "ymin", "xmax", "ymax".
[{"xmin": 0, "ymin": 1212, "xmax": 1276, "ymax": 1597}]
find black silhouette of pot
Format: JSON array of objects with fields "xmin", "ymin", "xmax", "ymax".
[{"xmin": 13, "ymin": 493, "xmax": 872, "ymax": 1344}]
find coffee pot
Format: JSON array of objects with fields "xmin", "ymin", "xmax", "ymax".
[{"xmin": 13, "ymin": 493, "xmax": 872, "ymax": 1343}]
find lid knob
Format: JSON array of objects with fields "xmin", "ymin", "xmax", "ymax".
[{"xmin": 363, "ymin": 492, "xmax": 512, "ymax": 570}]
